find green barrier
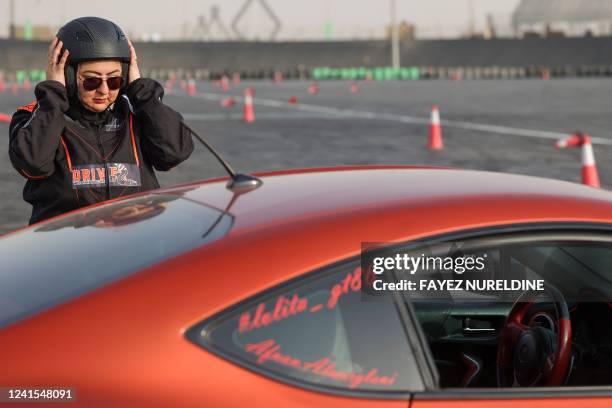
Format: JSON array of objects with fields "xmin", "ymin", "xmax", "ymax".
[
  {"xmin": 391, "ymin": 67, "xmax": 404, "ymax": 80},
  {"xmin": 312, "ymin": 67, "xmax": 324, "ymax": 80},
  {"xmin": 311, "ymin": 66, "xmax": 420, "ymax": 81},
  {"xmin": 313, "ymin": 67, "xmax": 334, "ymax": 80},
  {"xmin": 16, "ymin": 70, "xmax": 26, "ymax": 84},
  {"xmin": 396, "ymin": 67, "xmax": 419, "ymax": 80},
  {"xmin": 321, "ymin": 67, "xmax": 332, "ymax": 80},
  {"xmin": 383, "ymin": 67, "xmax": 394, "ymax": 80},
  {"xmin": 29, "ymin": 70, "xmax": 46, "ymax": 81},
  {"xmin": 374, "ymin": 67, "xmax": 385, "ymax": 81}
]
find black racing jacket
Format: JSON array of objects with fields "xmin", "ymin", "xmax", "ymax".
[{"xmin": 9, "ymin": 78, "xmax": 194, "ymax": 225}]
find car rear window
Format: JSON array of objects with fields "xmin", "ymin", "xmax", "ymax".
[
  {"xmin": 187, "ymin": 261, "xmax": 424, "ymax": 395},
  {"xmin": 0, "ymin": 193, "xmax": 233, "ymax": 329}
]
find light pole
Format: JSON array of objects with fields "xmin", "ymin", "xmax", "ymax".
[
  {"xmin": 60, "ymin": 0, "xmax": 66, "ymax": 26},
  {"xmin": 467, "ymin": 0, "xmax": 475, "ymax": 37},
  {"xmin": 390, "ymin": 0, "xmax": 400, "ymax": 69},
  {"xmin": 9, "ymin": 0, "xmax": 16, "ymax": 39}
]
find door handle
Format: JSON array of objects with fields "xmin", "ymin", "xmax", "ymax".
[{"xmin": 463, "ymin": 327, "xmax": 495, "ymax": 334}]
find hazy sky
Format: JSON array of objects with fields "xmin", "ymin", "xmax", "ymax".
[{"xmin": 1, "ymin": 0, "xmax": 523, "ymax": 40}]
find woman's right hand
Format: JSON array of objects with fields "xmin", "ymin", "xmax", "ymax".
[{"xmin": 46, "ymin": 37, "xmax": 69, "ymax": 86}]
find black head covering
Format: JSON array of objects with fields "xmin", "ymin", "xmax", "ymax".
[{"xmin": 57, "ymin": 17, "xmax": 130, "ymax": 99}]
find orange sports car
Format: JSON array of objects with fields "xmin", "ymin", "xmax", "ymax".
[{"xmin": 1, "ymin": 166, "xmax": 612, "ymax": 407}]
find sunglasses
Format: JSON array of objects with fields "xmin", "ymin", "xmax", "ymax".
[{"xmin": 81, "ymin": 76, "xmax": 123, "ymax": 91}]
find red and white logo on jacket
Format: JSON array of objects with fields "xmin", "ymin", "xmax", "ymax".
[{"xmin": 71, "ymin": 163, "xmax": 141, "ymax": 189}]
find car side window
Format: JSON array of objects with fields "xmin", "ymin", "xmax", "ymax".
[
  {"xmin": 187, "ymin": 261, "xmax": 424, "ymax": 394},
  {"xmin": 402, "ymin": 231, "xmax": 612, "ymax": 389}
]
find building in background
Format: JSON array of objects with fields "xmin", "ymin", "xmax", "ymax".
[
  {"xmin": 386, "ymin": 21, "xmax": 416, "ymax": 42},
  {"xmin": 13, "ymin": 24, "xmax": 54, "ymax": 40},
  {"xmin": 513, "ymin": 0, "xmax": 612, "ymax": 37}
]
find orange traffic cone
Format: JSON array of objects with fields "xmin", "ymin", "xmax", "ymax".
[
  {"xmin": 165, "ymin": 74, "xmax": 177, "ymax": 92},
  {"xmin": 221, "ymin": 97, "xmax": 236, "ymax": 108},
  {"xmin": 221, "ymin": 75, "xmax": 230, "ymax": 93},
  {"xmin": 0, "ymin": 113, "xmax": 11, "ymax": 123},
  {"xmin": 556, "ymin": 132, "xmax": 600, "ymax": 188},
  {"xmin": 10, "ymin": 83, "xmax": 18, "ymax": 95},
  {"xmin": 23, "ymin": 77, "xmax": 31, "ymax": 91},
  {"xmin": 555, "ymin": 132, "xmax": 582, "ymax": 150},
  {"xmin": 0, "ymin": 77, "xmax": 5, "ymax": 93},
  {"xmin": 350, "ymin": 81, "xmax": 360, "ymax": 93},
  {"xmin": 288, "ymin": 96, "xmax": 298, "ymax": 104},
  {"xmin": 274, "ymin": 71, "xmax": 283, "ymax": 84},
  {"xmin": 233, "ymin": 72, "xmax": 241, "ymax": 85},
  {"xmin": 243, "ymin": 87, "xmax": 255, "ymax": 123},
  {"xmin": 428, "ymin": 104, "xmax": 444, "ymax": 150},
  {"xmin": 308, "ymin": 82, "xmax": 319, "ymax": 95},
  {"xmin": 187, "ymin": 79, "xmax": 196, "ymax": 96}
]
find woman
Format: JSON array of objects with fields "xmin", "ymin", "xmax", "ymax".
[{"xmin": 8, "ymin": 17, "xmax": 194, "ymax": 225}]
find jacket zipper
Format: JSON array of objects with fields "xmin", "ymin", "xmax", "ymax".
[{"xmin": 94, "ymin": 123, "xmax": 111, "ymax": 200}]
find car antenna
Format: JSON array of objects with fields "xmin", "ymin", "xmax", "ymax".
[{"xmin": 181, "ymin": 122, "xmax": 262, "ymax": 192}]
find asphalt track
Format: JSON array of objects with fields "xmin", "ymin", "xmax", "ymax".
[{"xmin": 1, "ymin": 79, "xmax": 612, "ymax": 234}]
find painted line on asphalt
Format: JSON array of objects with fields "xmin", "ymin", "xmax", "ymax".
[
  {"xmin": 172, "ymin": 91, "xmax": 612, "ymax": 146},
  {"xmin": 182, "ymin": 112, "xmax": 339, "ymax": 121}
]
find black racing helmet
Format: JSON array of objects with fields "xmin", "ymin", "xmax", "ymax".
[{"xmin": 57, "ymin": 17, "xmax": 130, "ymax": 97}]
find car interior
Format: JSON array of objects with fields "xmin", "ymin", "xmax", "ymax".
[{"xmin": 407, "ymin": 234, "xmax": 612, "ymax": 388}]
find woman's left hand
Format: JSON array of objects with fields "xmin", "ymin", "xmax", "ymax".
[{"xmin": 128, "ymin": 39, "xmax": 141, "ymax": 84}]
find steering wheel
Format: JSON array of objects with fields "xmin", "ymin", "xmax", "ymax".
[{"xmin": 497, "ymin": 284, "xmax": 572, "ymax": 387}]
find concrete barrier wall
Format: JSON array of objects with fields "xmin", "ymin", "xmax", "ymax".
[
  {"xmin": 402, "ymin": 37, "xmax": 612, "ymax": 67},
  {"xmin": 2, "ymin": 37, "xmax": 612, "ymax": 72},
  {"xmin": 0, "ymin": 40, "xmax": 388, "ymax": 72}
]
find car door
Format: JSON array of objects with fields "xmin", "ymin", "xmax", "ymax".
[{"xmin": 392, "ymin": 224, "xmax": 612, "ymax": 407}]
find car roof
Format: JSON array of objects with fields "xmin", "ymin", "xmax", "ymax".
[{"xmin": 162, "ymin": 166, "xmax": 612, "ymax": 237}]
